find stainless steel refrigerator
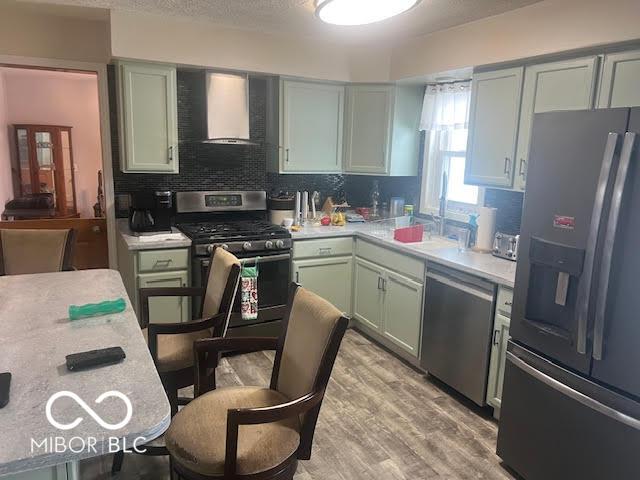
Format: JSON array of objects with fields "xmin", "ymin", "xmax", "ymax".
[{"xmin": 497, "ymin": 108, "xmax": 640, "ymax": 479}]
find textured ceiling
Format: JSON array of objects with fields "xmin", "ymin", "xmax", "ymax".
[{"xmin": 17, "ymin": 0, "xmax": 543, "ymax": 41}]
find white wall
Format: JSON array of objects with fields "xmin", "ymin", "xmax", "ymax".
[
  {"xmin": 0, "ymin": 72, "xmax": 12, "ymax": 210},
  {"xmin": 2, "ymin": 68, "xmax": 103, "ymax": 218},
  {"xmin": 0, "ymin": 4, "xmax": 109, "ymax": 63},
  {"xmin": 110, "ymin": 10, "xmax": 355, "ymax": 82},
  {"xmin": 391, "ymin": 0, "xmax": 640, "ymax": 80}
]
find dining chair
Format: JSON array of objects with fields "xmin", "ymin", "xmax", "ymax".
[
  {"xmin": 112, "ymin": 246, "xmax": 241, "ymax": 474},
  {"xmin": 0, "ymin": 228, "xmax": 76, "ymax": 275},
  {"xmin": 164, "ymin": 283, "xmax": 349, "ymax": 480}
]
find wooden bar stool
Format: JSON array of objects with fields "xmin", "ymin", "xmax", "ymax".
[{"xmin": 164, "ymin": 283, "xmax": 349, "ymax": 480}]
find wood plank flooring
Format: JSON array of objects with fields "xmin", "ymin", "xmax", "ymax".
[{"xmin": 80, "ymin": 329, "xmax": 517, "ymax": 480}]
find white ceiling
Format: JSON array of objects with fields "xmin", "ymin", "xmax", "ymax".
[{"xmin": 18, "ymin": 0, "xmax": 543, "ymax": 42}]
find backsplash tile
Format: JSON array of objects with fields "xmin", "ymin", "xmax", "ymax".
[{"xmin": 484, "ymin": 188, "xmax": 524, "ymax": 235}]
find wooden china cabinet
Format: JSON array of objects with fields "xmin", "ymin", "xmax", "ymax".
[{"xmin": 14, "ymin": 124, "xmax": 78, "ymax": 217}]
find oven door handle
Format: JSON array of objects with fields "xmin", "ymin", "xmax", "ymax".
[{"xmin": 242, "ymin": 253, "xmax": 291, "ymax": 264}]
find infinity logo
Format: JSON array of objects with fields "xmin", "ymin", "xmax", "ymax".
[{"xmin": 45, "ymin": 391, "xmax": 133, "ymax": 431}]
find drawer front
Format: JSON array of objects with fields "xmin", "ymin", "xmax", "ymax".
[
  {"xmin": 138, "ymin": 248, "xmax": 189, "ymax": 273},
  {"xmin": 292, "ymin": 237, "xmax": 353, "ymax": 259},
  {"xmin": 497, "ymin": 286, "xmax": 513, "ymax": 316},
  {"xmin": 356, "ymin": 239, "xmax": 424, "ymax": 281}
]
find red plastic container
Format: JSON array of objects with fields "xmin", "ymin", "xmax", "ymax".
[{"xmin": 394, "ymin": 225, "xmax": 424, "ymax": 243}]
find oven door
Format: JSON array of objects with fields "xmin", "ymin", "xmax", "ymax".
[{"xmin": 196, "ymin": 252, "xmax": 291, "ymax": 328}]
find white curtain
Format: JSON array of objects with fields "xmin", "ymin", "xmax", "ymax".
[
  {"xmin": 419, "ymin": 81, "xmax": 473, "ymax": 214},
  {"xmin": 419, "ymin": 81, "xmax": 471, "ymax": 131}
]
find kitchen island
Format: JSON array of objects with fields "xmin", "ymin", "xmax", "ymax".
[{"xmin": 0, "ymin": 269, "xmax": 170, "ymax": 478}]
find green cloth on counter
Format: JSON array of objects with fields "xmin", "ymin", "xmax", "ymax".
[{"xmin": 69, "ymin": 298, "xmax": 127, "ymax": 320}]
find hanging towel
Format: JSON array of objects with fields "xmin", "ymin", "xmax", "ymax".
[{"xmin": 241, "ymin": 265, "xmax": 259, "ymax": 321}]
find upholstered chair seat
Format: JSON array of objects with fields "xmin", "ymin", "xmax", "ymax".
[
  {"xmin": 0, "ymin": 228, "xmax": 75, "ymax": 275},
  {"xmin": 141, "ymin": 328, "xmax": 211, "ymax": 373},
  {"xmin": 166, "ymin": 386, "xmax": 300, "ymax": 476}
]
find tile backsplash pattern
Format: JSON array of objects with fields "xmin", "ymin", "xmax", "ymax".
[{"xmin": 484, "ymin": 188, "xmax": 524, "ymax": 235}]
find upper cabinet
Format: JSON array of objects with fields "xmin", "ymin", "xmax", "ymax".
[
  {"xmin": 513, "ymin": 57, "xmax": 598, "ymax": 190},
  {"xmin": 116, "ymin": 61, "xmax": 179, "ymax": 174},
  {"xmin": 277, "ymin": 80, "xmax": 344, "ymax": 174},
  {"xmin": 465, "ymin": 67, "xmax": 523, "ymax": 188},
  {"xmin": 598, "ymin": 50, "xmax": 640, "ymax": 109},
  {"xmin": 344, "ymin": 84, "xmax": 422, "ymax": 176}
]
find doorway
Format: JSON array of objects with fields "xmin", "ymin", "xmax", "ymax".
[{"xmin": 0, "ymin": 59, "xmax": 115, "ymax": 269}]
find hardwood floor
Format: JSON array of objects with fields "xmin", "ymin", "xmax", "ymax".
[{"xmin": 80, "ymin": 329, "xmax": 516, "ymax": 480}]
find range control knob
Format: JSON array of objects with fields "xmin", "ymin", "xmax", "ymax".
[
  {"xmin": 265, "ymin": 240, "xmax": 274, "ymax": 249},
  {"xmin": 243, "ymin": 242, "xmax": 253, "ymax": 251},
  {"xmin": 207, "ymin": 244, "xmax": 214, "ymax": 254},
  {"xmin": 220, "ymin": 243, "xmax": 229, "ymax": 251},
  {"xmin": 275, "ymin": 239, "xmax": 285, "ymax": 249}
]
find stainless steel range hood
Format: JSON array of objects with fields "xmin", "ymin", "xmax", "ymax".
[{"xmin": 203, "ymin": 72, "xmax": 257, "ymax": 145}]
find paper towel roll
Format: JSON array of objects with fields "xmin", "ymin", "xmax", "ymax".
[{"xmin": 476, "ymin": 207, "xmax": 497, "ymax": 252}]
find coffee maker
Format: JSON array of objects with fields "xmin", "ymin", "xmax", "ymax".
[{"xmin": 129, "ymin": 191, "xmax": 173, "ymax": 233}]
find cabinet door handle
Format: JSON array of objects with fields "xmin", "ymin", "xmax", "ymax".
[
  {"xmin": 493, "ymin": 329, "xmax": 500, "ymax": 345},
  {"xmin": 381, "ymin": 278, "xmax": 387, "ymax": 292},
  {"xmin": 169, "ymin": 145, "xmax": 174, "ymax": 161},
  {"xmin": 295, "ymin": 271, "xmax": 300, "ymax": 283},
  {"xmin": 504, "ymin": 157, "xmax": 512, "ymax": 176},
  {"xmin": 377, "ymin": 277, "xmax": 382, "ymax": 290},
  {"xmin": 318, "ymin": 247, "xmax": 332, "ymax": 255},
  {"xmin": 519, "ymin": 158, "xmax": 527, "ymax": 178},
  {"xmin": 286, "ymin": 148, "xmax": 290, "ymax": 163}
]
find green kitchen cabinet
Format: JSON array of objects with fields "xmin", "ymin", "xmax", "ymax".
[
  {"xmin": 598, "ymin": 50, "xmax": 640, "ymax": 109},
  {"xmin": 138, "ymin": 270, "xmax": 189, "ymax": 324},
  {"xmin": 353, "ymin": 257, "xmax": 385, "ymax": 332},
  {"xmin": 278, "ymin": 80, "xmax": 345, "ymax": 173},
  {"xmin": 292, "ymin": 256, "xmax": 353, "ymax": 315},
  {"xmin": 465, "ymin": 67, "xmax": 524, "ymax": 188},
  {"xmin": 343, "ymin": 84, "xmax": 422, "ymax": 176},
  {"xmin": 513, "ymin": 57, "xmax": 598, "ymax": 190},
  {"xmin": 383, "ymin": 271, "xmax": 423, "ymax": 357},
  {"xmin": 116, "ymin": 61, "xmax": 179, "ymax": 173},
  {"xmin": 486, "ymin": 312, "xmax": 511, "ymax": 415}
]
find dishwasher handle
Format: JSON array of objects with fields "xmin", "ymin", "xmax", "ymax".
[{"xmin": 426, "ymin": 270, "xmax": 495, "ymax": 302}]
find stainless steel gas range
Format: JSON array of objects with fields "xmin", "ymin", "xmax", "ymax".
[{"xmin": 175, "ymin": 191, "xmax": 292, "ymax": 336}]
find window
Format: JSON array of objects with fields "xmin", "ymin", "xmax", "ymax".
[{"xmin": 419, "ymin": 81, "xmax": 482, "ymax": 221}]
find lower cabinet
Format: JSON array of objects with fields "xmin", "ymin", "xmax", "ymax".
[
  {"xmin": 487, "ymin": 287, "xmax": 513, "ymax": 417},
  {"xmin": 292, "ymin": 256, "xmax": 353, "ymax": 315},
  {"xmin": 138, "ymin": 270, "xmax": 190, "ymax": 324},
  {"xmin": 353, "ymin": 256, "xmax": 424, "ymax": 359},
  {"xmin": 117, "ymin": 236, "xmax": 191, "ymax": 325},
  {"xmin": 383, "ymin": 271, "xmax": 423, "ymax": 356},
  {"xmin": 353, "ymin": 257, "xmax": 385, "ymax": 331}
]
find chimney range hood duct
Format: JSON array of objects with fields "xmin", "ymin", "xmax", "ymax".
[{"xmin": 203, "ymin": 72, "xmax": 256, "ymax": 145}]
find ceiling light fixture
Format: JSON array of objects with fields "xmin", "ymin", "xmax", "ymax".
[{"xmin": 315, "ymin": 0, "xmax": 421, "ymax": 26}]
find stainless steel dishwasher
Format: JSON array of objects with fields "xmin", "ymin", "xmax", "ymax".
[{"xmin": 421, "ymin": 264, "xmax": 496, "ymax": 406}]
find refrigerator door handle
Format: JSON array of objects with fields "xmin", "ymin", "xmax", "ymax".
[
  {"xmin": 575, "ymin": 132, "xmax": 620, "ymax": 355},
  {"xmin": 593, "ymin": 132, "xmax": 637, "ymax": 361},
  {"xmin": 507, "ymin": 351, "xmax": 640, "ymax": 431}
]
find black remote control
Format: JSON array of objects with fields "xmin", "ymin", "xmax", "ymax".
[
  {"xmin": 0, "ymin": 372, "xmax": 11, "ymax": 408},
  {"xmin": 66, "ymin": 347, "xmax": 126, "ymax": 372}
]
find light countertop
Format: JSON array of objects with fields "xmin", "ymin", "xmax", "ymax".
[
  {"xmin": 0, "ymin": 269, "xmax": 170, "ymax": 476},
  {"xmin": 118, "ymin": 219, "xmax": 191, "ymax": 251},
  {"xmin": 291, "ymin": 224, "xmax": 517, "ymax": 288}
]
